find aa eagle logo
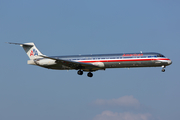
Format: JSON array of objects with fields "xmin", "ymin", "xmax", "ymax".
[{"xmin": 30, "ymin": 49, "xmax": 38, "ymax": 56}]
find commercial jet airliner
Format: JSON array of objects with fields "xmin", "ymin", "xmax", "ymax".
[{"xmin": 8, "ymin": 42, "xmax": 172, "ymax": 77}]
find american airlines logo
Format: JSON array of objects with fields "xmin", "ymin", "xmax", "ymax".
[{"xmin": 30, "ymin": 49, "xmax": 38, "ymax": 56}]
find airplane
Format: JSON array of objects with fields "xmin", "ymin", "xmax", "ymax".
[{"xmin": 8, "ymin": 42, "xmax": 172, "ymax": 77}]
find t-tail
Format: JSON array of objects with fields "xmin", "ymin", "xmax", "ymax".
[{"xmin": 8, "ymin": 42, "xmax": 43, "ymax": 60}]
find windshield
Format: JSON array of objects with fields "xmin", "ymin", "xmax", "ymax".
[{"xmin": 157, "ymin": 54, "xmax": 165, "ymax": 57}]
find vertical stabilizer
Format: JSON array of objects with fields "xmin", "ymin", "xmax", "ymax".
[{"xmin": 8, "ymin": 42, "xmax": 43, "ymax": 59}]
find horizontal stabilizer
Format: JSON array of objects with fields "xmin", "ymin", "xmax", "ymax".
[{"xmin": 7, "ymin": 42, "xmax": 34, "ymax": 47}]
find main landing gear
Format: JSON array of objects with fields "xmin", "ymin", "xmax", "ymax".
[
  {"xmin": 77, "ymin": 70, "xmax": 83, "ymax": 75},
  {"xmin": 77, "ymin": 70, "xmax": 93, "ymax": 77},
  {"xmin": 87, "ymin": 72, "xmax": 93, "ymax": 77},
  {"xmin": 161, "ymin": 66, "xmax": 165, "ymax": 72}
]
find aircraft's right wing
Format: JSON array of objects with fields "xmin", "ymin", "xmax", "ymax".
[{"xmin": 39, "ymin": 55, "xmax": 102, "ymax": 71}]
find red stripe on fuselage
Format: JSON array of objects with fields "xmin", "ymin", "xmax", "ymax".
[{"xmin": 79, "ymin": 58, "xmax": 170, "ymax": 63}]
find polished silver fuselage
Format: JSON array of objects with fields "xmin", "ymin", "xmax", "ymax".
[
  {"xmin": 36, "ymin": 52, "xmax": 172, "ymax": 71},
  {"xmin": 9, "ymin": 42, "xmax": 172, "ymax": 77}
]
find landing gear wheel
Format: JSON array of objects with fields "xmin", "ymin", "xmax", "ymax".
[
  {"xmin": 77, "ymin": 70, "xmax": 83, "ymax": 75},
  {"xmin": 162, "ymin": 68, "xmax": 165, "ymax": 72},
  {"xmin": 87, "ymin": 72, "xmax": 93, "ymax": 77}
]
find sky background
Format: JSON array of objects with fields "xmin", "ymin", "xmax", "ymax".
[{"xmin": 0, "ymin": 0, "xmax": 180, "ymax": 120}]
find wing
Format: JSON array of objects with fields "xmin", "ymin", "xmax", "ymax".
[{"xmin": 39, "ymin": 55, "xmax": 102, "ymax": 71}]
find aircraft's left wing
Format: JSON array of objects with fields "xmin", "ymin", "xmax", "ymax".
[{"xmin": 39, "ymin": 55, "xmax": 102, "ymax": 71}]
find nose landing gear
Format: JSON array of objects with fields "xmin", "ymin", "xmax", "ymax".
[
  {"xmin": 161, "ymin": 66, "xmax": 165, "ymax": 72},
  {"xmin": 162, "ymin": 68, "xmax": 165, "ymax": 72}
]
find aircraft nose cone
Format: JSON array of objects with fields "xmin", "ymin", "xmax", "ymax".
[{"xmin": 168, "ymin": 60, "xmax": 172, "ymax": 65}]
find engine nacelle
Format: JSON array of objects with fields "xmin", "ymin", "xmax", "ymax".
[
  {"xmin": 34, "ymin": 59, "xmax": 56, "ymax": 66},
  {"xmin": 92, "ymin": 62, "xmax": 105, "ymax": 67}
]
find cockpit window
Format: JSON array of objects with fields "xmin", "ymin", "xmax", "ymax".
[{"xmin": 157, "ymin": 54, "xmax": 165, "ymax": 57}]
